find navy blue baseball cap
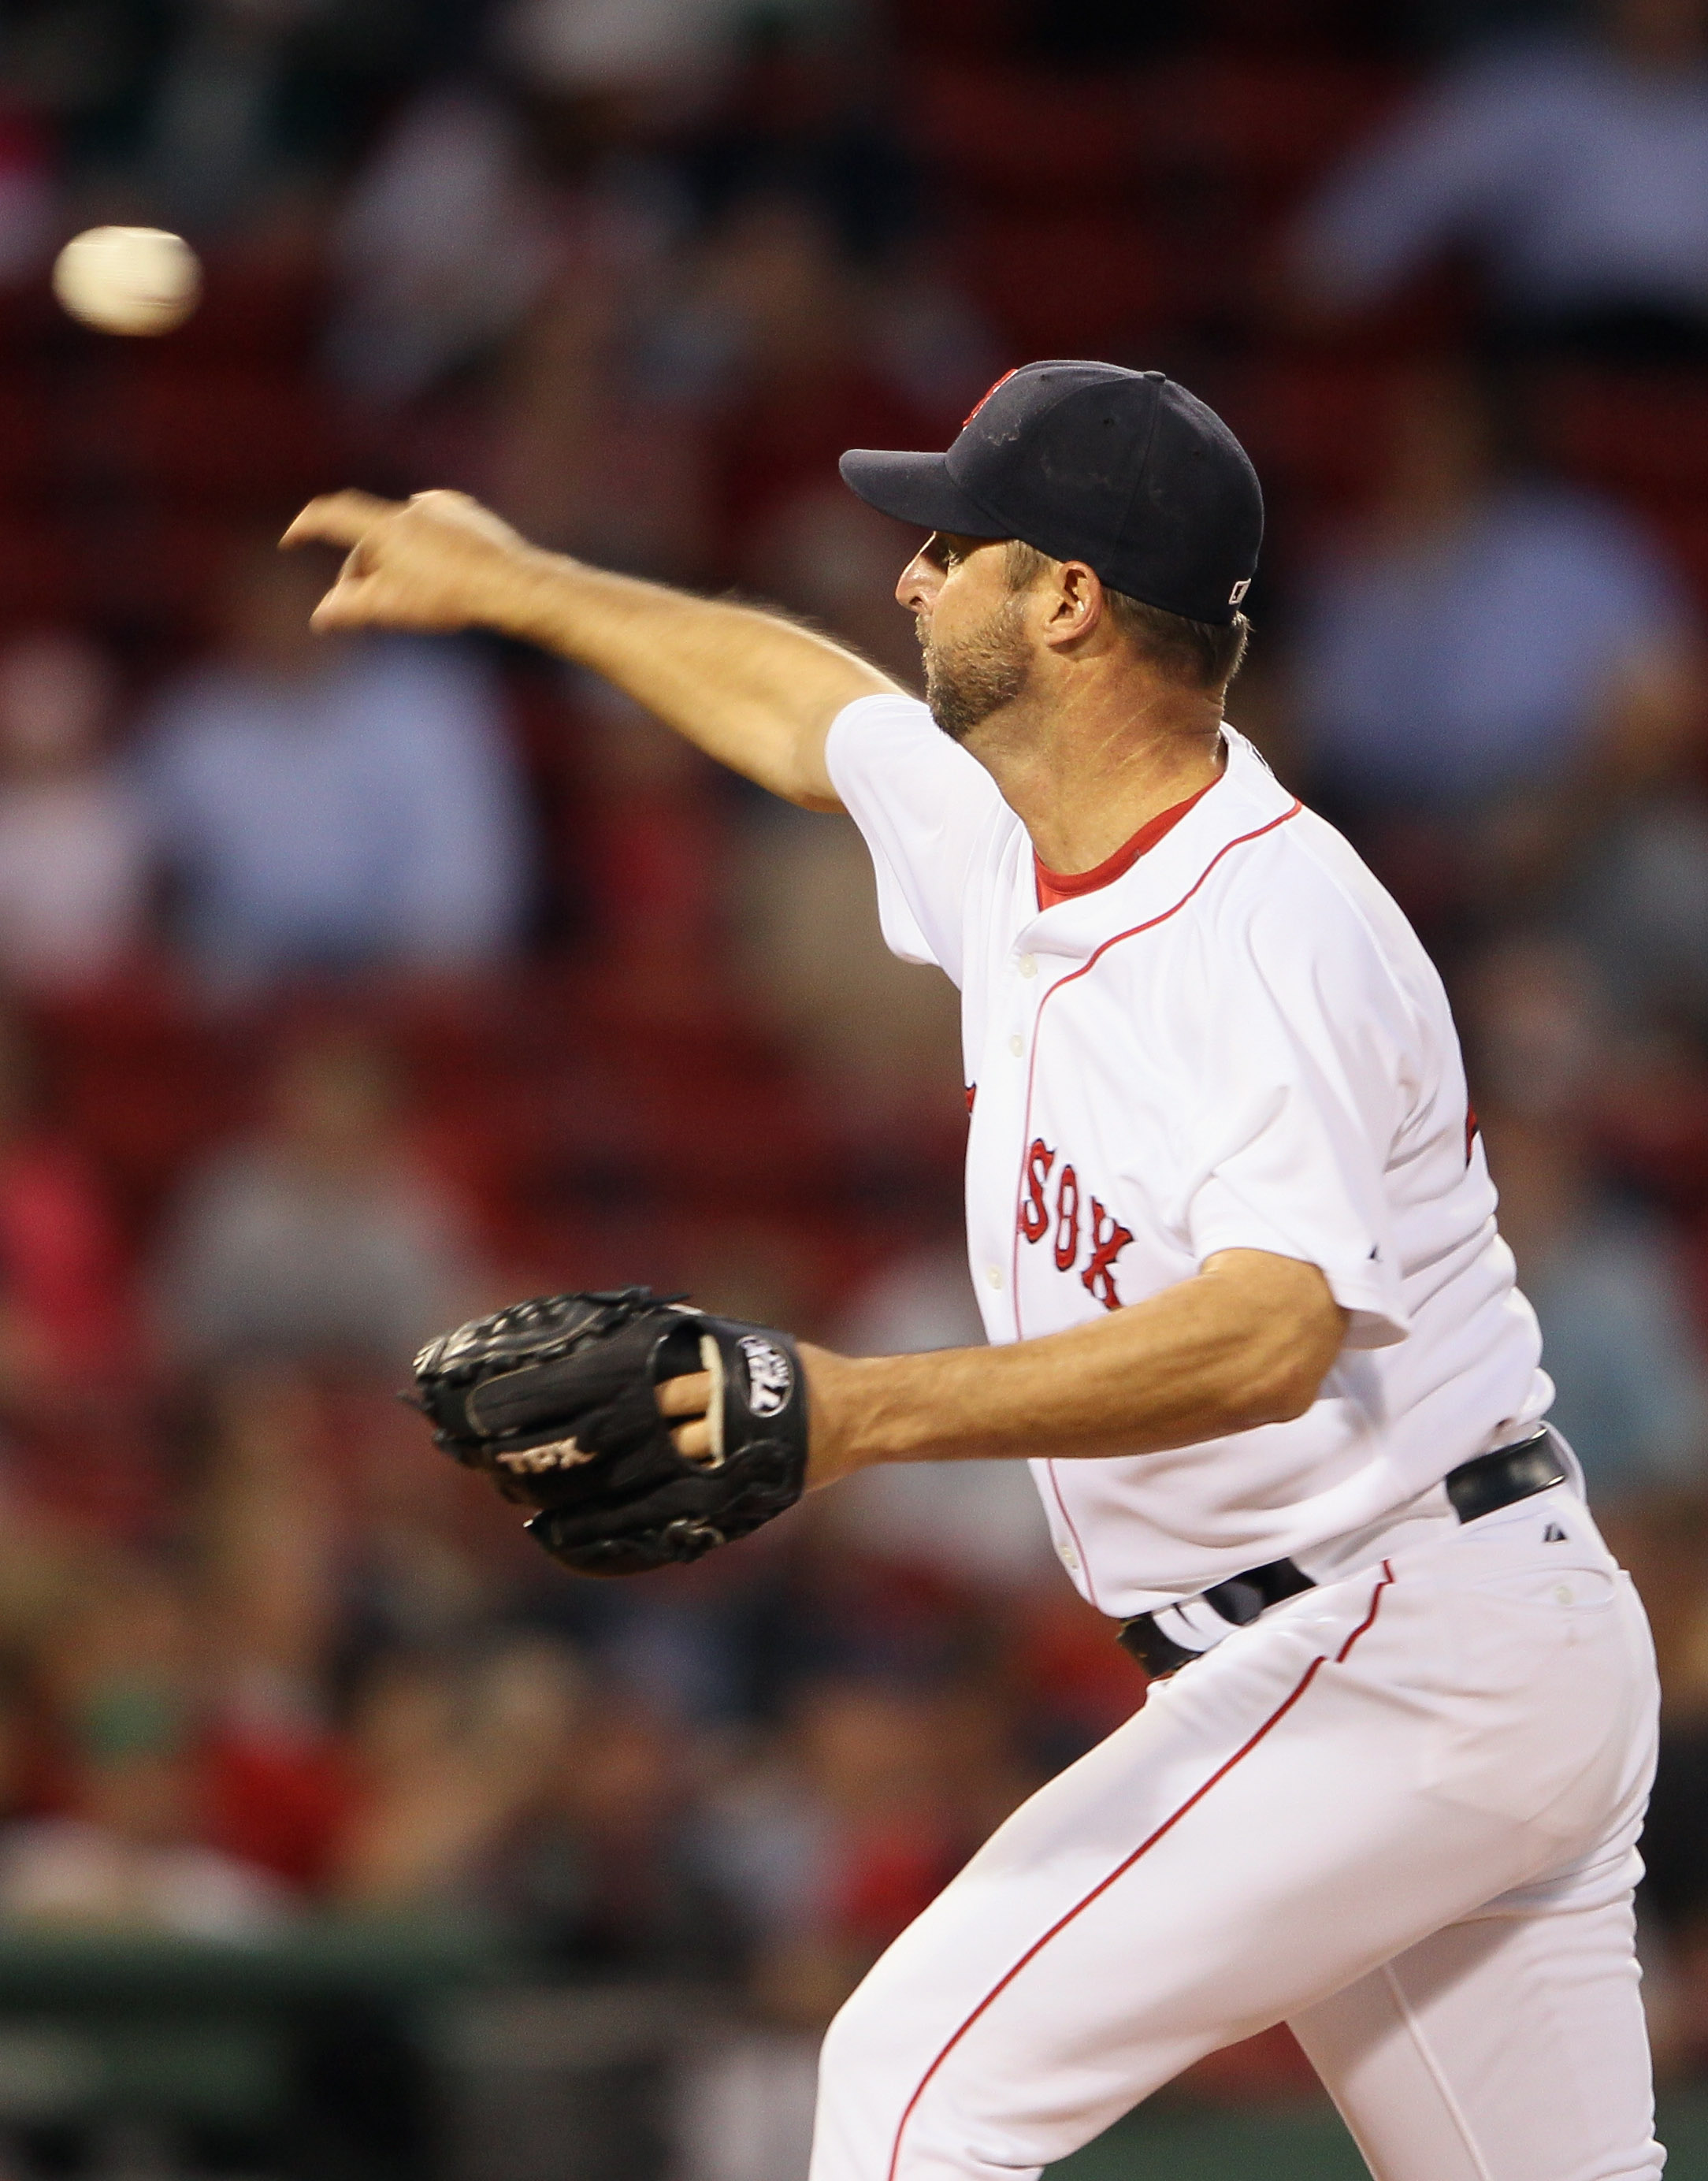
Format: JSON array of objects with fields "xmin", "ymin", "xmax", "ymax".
[{"xmin": 839, "ymin": 360, "xmax": 1262, "ymax": 627}]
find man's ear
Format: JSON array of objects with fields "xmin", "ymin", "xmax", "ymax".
[{"xmin": 1041, "ymin": 560, "xmax": 1107, "ymax": 649}]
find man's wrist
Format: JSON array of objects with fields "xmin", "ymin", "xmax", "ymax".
[
  {"xmin": 798, "ymin": 1345, "xmax": 975, "ymax": 1486},
  {"xmin": 478, "ymin": 544, "xmax": 579, "ymax": 646},
  {"xmin": 800, "ymin": 1345, "xmax": 874, "ymax": 1490}
]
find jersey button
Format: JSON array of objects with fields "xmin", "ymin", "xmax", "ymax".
[
  {"xmin": 985, "ymin": 1265, "xmax": 1004, "ymax": 1289},
  {"xmin": 1018, "ymin": 953, "xmax": 1038, "ymax": 979},
  {"xmin": 1058, "ymin": 1540, "xmax": 1080, "ymax": 1571},
  {"xmin": 1008, "ymin": 1033, "xmax": 1023, "ymax": 1057}
]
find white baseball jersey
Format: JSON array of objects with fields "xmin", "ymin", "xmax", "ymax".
[{"xmin": 825, "ymin": 693, "xmax": 1554, "ymax": 1615}]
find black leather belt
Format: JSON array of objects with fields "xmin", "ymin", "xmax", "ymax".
[{"xmin": 1117, "ymin": 1427, "xmax": 1567, "ymax": 1681}]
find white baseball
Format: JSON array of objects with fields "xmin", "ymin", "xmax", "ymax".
[{"xmin": 51, "ymin": 227, "xmax": 202, "ymax": 336}]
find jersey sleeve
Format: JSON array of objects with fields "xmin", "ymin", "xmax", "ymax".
[
  {"xmin": 825, "ymin": 693, "xmax": 1009, "ymax": 986},
  {"xmin": 1175, "ymin": 880, "xmax": 1415, "ymax": 1350}
]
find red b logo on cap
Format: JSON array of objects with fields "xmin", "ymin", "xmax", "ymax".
[{"xmin": 964, "ymin": 368, "xmax": 1019, "ymax": 428}]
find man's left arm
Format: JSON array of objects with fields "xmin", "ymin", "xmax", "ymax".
[{"xmin": 660, "ymin": 1248, "xmax": 1348, "ymax": 1488}]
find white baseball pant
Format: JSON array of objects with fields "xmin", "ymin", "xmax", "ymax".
[{"xmin": 809, "ymin": 1484, "xmax": 1662, "ymax": 2181}]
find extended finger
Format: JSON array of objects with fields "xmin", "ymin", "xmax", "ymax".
[
  {"xmin": 656, "ymin": 1371, "xmax": 712, "ymax": 1419},
  {"xmin": 671, "ymin": 1417, "xmax": 714, "ymax": 1460},
  {"xmin": 280, "ymin": 489, "xmax": 405, "ymax": 552},
  {"xmin": 308, "ymin": 577, "xmax": 380, "ymax": 630}
]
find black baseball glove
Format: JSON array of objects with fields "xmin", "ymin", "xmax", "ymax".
[{"xmin": 410, "ymin": 1287, "xmax": 811, "ymax": 1576}]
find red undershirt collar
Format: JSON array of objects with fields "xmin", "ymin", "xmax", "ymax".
[{"xmin": 1034, "ymin": 778, "xmax": 1218, "ymax": 911}]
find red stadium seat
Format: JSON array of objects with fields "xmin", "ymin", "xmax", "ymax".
[
  {"xmin": 0, "ymin": 511, "xmax": 76, "ymax": 630},
  {"xmin": 905, "ymin": 62, "xmax": 1147, "ymax": 200},
  {"xmin": 32, "ymin": 982, "xmax": 261, "ymax": 1235},
  {"xmin": 0, "ymin": 279, "xmax": 62, "ymax": 360},
  {"xmin": 951, "ymin": 209, "xmax": 1168, "ymax": 354},
  {"xmin": 1636, "ymin": 507, "xmax": 1708, "ymax": 613},
  {"xmin": 885, "ymin": 0, "xmax": 1027, "ymax": 59},
  {"xmin": 901, "ymin": 56, "xmax": 1399, "ymax": 234},
  {"xmin": 1534, "ymin": 372, "xmax": 1708, "ymax": 504},
  {"xmin": 65, "ymin": 360, "xmax": 347, "ymax": 511},
  {"xmin": 1216, "ymin": 355, "xmax": 1402, "ymax": 507},
  {"xmin": 67, "ymin": 510, "xmax": 247, "ymax": 643},
  {"xmin": 165, "ymin": 247, "xmax": 329, "ymax": 365},
  {"xmin": 1134, "ymin": 55, "xmax": 1404, "ymax": 201},
  {"xmin": 0, "ymin": 370, "xmax": 54, "ymax": 495}
]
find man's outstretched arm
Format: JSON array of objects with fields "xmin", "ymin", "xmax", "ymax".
[
  {"xmin": 661, "ymin": 1247, "xmax": 1350, "ymax": 1488},
  {"xmin": 282, "ymin": 489, "xmax": 903, "ymax": 809}
]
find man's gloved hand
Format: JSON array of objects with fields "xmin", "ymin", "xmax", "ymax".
[{"xmin": 410, "ymin": 1287, "xmax": 810, "ymax": 1576}]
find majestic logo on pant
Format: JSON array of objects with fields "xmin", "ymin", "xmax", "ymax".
[{"xmin": 1019, "ymin": 1139, "xmax": 1133, "ymax": 1310}]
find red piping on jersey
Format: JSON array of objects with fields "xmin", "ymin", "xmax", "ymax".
[
  {"xmin": 882, "ymin": 1558, "xmax": 1394, "ymax": 2181},
  {"xmin": 1008, "ymin": 799, "xmax": 1304, "ymax": 1611},
  {"xmin": 1043, "ymin": 1462, "xmax": 1093, "ymax": 1588}
]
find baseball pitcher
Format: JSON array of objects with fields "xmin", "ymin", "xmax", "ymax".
[{"xmin": 287, "ymin": 361, "xmax": 1662, "ymax": 2181}]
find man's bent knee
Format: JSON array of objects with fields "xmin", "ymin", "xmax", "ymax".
[{"xmin": 812, "ymin": 1964, "xmax": 1051, "ymax": 2181}]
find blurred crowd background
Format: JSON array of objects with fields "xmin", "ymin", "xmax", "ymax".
[{"xmin": 0, "ymin": 0, "xmax": 1707, "ymax": 2173}]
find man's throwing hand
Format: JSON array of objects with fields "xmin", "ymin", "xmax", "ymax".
[{"xmin": 280, "ymin": 489, "xmax": 544, "ymax": 636}]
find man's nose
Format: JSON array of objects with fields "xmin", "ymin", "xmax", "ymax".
[{"xmin": 897, "ymin": 546, "xmax": 939, "ymax": 611}]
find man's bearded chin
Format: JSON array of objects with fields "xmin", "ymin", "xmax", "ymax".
[{"xmin": 921, "ymin": 599, "xmax": 1030, "ymax": 744}]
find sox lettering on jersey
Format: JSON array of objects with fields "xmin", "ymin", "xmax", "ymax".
[
  {"xmin": 1020, "ymin": 1138, "xmax": 1134, "ymax": 1310},
  {"xmin": 1082, "ymin": 1197, "xmax": 1134, "ymax": 1310},
  {"xmin": 1019, "ymin": 1139, "xmax": 1054, "ymax": 1242},
  {"xmin": 1053, "ymin": 1164, "xmax": 1079, "ymax": 1273}
]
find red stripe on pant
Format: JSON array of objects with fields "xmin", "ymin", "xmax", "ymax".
[{"xmin": 883, "ymin": 1561, "xmax": 1396, "ymax": 2181}]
